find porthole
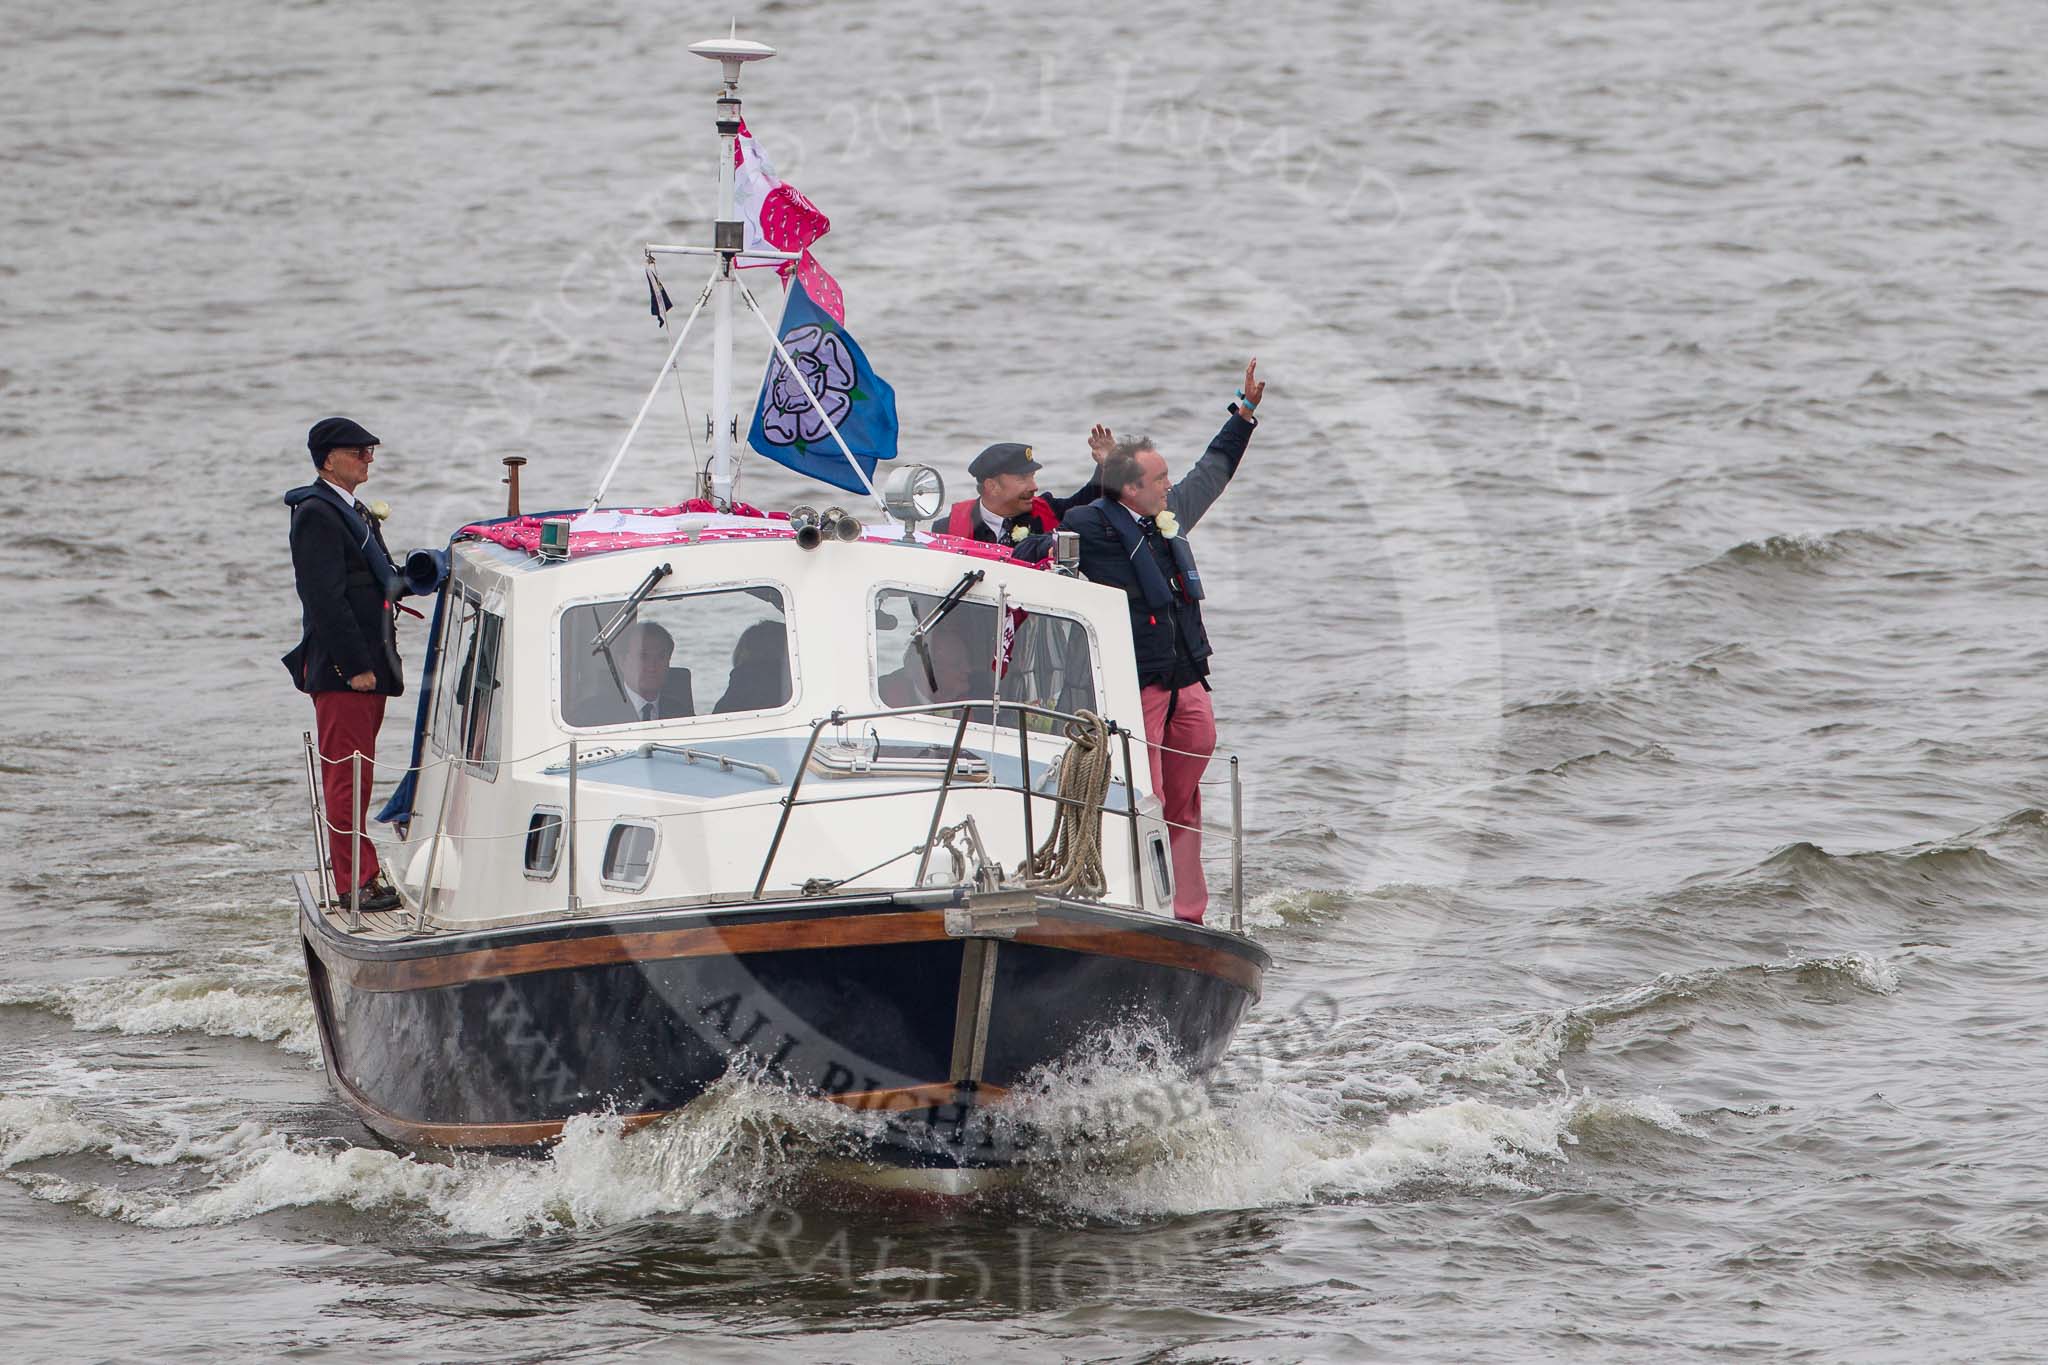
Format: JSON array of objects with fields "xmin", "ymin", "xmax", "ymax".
[
  {"xmin": 523, "ymin": 807, "xmax": 564, "ymax": 881},
  {"xmin": 601, "ymin": 820, "xmax": 659, "ymax": 892},
  {"xmin": 1147, "ymin": 832, "xmax": 1173, "ymax": 905}
]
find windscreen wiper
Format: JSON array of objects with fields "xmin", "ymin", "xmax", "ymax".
[
  {"xmin": 909, "ymin": 568, "xmax": 984, "ymax": 693},
  {"xmin": 591, "ymin": 562, "xmax": 673, "ymax": 654}
]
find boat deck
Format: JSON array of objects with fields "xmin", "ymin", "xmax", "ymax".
[
  {"xmin": 301, "ymin": 886, "xmax": 424, "ymax": 941},
  {"xmin": 293, "ymin": 871, "xmax": 1042, "ymax": 943}
]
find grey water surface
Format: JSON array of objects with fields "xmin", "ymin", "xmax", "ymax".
[{"xmin": 3, "ymin": 1, "xmax": 2046, "ymax": 1361}]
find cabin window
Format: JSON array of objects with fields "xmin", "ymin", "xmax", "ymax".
[
  {"xmin": 430, "ymin": 593, "xmax": 475, "ymax": 754},
  {"xmin": 560, "ymin": 584, "xmax": 792, "ymax": 728},
  {"xmin": 523, "ymin": 807, "xmax": 564, "ymax": 880},
  {"xmin": 429, "ymin": 587, "xmax": 506, "ymax": 777},
  {"xmin": 871, "ymin": 587, "xmax": 1097, "ymax": 720},
  {"xmin": 601, "ymin": 820, "xmax": 658, "ymax": 891}
]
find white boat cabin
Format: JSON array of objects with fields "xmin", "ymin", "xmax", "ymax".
[{"xmin": 394, "ymin": 515, "xmax": 1178, "ymax": 928}]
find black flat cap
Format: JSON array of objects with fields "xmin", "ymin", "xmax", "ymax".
[
  {"xmin": 307, "ymin": 416, "xmax": 380, "ymax": 461},
  {"xmin": 969, "ymin": 441, "xmax": 1040, "ymax": 481}
]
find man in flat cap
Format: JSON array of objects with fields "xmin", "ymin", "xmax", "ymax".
[
  {"xmin": 283, "ymin": 417, "xmax": 406, "ymax": 913},
  {"xmin": 941, "ymin": 428, "xmax": 1111, "ymax": 558}
]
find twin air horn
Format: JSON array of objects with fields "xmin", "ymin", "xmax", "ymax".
[{"xmin": 788, "ymin": 506, "xmax": 863, "ymax": 550}]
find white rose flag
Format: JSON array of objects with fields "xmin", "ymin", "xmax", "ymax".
[{"xmin": 744, "ymin": 274, "xmax": 898, "ymax": 495}]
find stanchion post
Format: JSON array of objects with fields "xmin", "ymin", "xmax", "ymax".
[
  {"xmin": 1118, "ymin": 724, "xmax": 1144, "ymax": 909},
  {"xmin": 414, "ymin": 750, "xmax": 460, "ymax": 934},
  {"xmin": 566, "ymin": 739, "xmax": 581, "ymax": 912},
  {"xmin": 1230, "ymin": 754, "xmax": 1244, "ymax": 934},
  {"xmin": 303, "ymin": 731, "xmax": 332, "ymax": 911},
  {"xmin": 348, "ymin": 750, "xmax": 364, "ymax": 930},
  {"xmin": 1016, "ymin": 707, "xmax": 1035, "ymax": 876},
  {"xmin": 754, "ymin": 717, "xmax": 830, "ymax": 898},
  {"xmin": 914, "ymin": 706, "xmax": 975, "ymax": 886}
]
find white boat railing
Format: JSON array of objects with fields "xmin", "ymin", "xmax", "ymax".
[
  {"xmin": 749, "ymin": 700, "xmax": 1167, "ymax": 909},
  {"xmin": 299, "ymin": 703, "xmax": 1250, "ymax": 934}
]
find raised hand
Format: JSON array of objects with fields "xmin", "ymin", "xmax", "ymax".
[
  {"xmin": 1241, "ymin": 358, "xmax": 1265, "ymax": 410},
  {"xmin": 1087, "ymin": 422, "xmax": 1116, "ymax": 463}
]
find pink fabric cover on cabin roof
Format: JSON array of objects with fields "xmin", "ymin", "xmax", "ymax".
[{"xmin": 459, "ymin": 500, "xmax": 1044, "ymax": 569}]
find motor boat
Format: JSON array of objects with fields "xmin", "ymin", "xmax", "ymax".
[{"xmin": 291, "ymin": 33, "xmax": 1267, "ymax": 1177}]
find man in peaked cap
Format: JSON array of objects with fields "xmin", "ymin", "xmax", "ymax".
[
  {"xmin": 282, "ymin": 416, "xmax": 407, "ymax": 914},
  {"xmin": 941, "ymin": 429, "xmax": 1111, "ymax": 559}
]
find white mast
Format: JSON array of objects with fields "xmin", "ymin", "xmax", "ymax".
[
  {"xmin": 609, "ymin": 32, "xmax": 889, "ymax": 517},
  {"xmin": 688, "ymin": 31, "xmax": 776, "ymax": 506}
]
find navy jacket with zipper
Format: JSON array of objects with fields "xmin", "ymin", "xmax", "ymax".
[{"xmin": 1061, "ymin": 410, "xmax": 1256, "ymax": 690}]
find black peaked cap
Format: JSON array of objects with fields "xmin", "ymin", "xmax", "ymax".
[{"xmin": 968, "ymin": 442, "xmax": 1040, "ymax": 480}]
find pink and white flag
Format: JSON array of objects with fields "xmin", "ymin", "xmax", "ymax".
[
  {"xmin": 733, "ymin": 119, "xmax": 845, "ymax": 322},
  {"xmin": 993, "ymin": 603, "xmax": 1029, "ymax": 680}
]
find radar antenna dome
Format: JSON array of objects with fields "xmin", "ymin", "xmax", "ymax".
[{"xmin": 688, "ymin": 36, "xmax": 777, "ymax": 75}]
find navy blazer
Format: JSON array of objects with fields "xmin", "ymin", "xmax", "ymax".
[{"xmin": 282, "ymin": 482, "xmax": 404, "ymax": 695}]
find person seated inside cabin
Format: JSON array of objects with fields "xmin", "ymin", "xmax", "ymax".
[
  {"xmin": 714, "ymin": 619, "xmax": 792, "ymax": 714},
  {"xmin": 878, "ymin": 622, "xmax": 990, "ymax": 710},
  {"xmin": 571, "ymin": 620, "xmax": 695, "ymax": 725}
]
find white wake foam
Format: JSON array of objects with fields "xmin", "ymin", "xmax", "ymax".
[
  {"xmin": 4, "ymin": 1055, "xmax": 1691, "ymax": 1233},
  {"xmin": 0, "ymin": 973, "xmax": 319, "ymax": 1056},
  {"xmin": 0, "ymin": 961, "xmax": 1713, "ymax": 1235},
  {"xmin": 0, "ymin": 1095, "xmax": 118, "ymax": 1169},
  {"xmin": 1037, "ymin": 1083, "xmax": 1689, "ymax": 1219},
  {"xmin": 988, "ymin": 1020, "xmax": 1688, "ymax": 1219},
  {"xmin": 1371, "ymin": 1015, "xmax": 1576, "ymax": 1090},
  {"xmin": 7, "ymin": 1074, "xmax": 879, "ymax": 1237}
]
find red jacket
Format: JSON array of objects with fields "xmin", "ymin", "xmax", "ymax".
[{"xmin": 944, "ymin": 495, "xmax": 1059, "ymax": 543}]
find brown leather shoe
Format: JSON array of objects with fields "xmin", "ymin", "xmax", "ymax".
[{"xmin": 337, "ymin": 878, "xmax": 401, "ymax": 914}]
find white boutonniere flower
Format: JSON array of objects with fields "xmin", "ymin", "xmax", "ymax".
[
  {"xmin": 1154, "ymin": 509, "xmax": 1179, "ymax": 539},
  {"xmin": 1010, "ymin": 523, "xmax": 1029, "ymax": 544},
  {"xmin": 367, "ymin": 500, "xmax": 392, "ymax": 521}
]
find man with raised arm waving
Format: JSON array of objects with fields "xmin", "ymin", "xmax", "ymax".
[{"xmin": 1061, "ymin": 360, "xmax": 1266, "ymax": 923}]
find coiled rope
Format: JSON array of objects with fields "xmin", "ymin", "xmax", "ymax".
[{"xmin": 1018, "ymin": 710, "xmax": 1113, "ymax": 900}]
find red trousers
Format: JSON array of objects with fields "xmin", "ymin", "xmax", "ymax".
[
  {"xmin": 1140, "ymin": 683, "xmax": 1216, "ymax": 922},
  {"xmin": 313, "ymin": 690, "xmax": 386, "ymax": 897}
]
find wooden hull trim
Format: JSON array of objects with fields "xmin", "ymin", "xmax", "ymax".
[
  {"xmin": 310, "ymin": 901, "xmax": 1267, "ymax": 998},
  {"xmin": 1010, "ymin": 919, "xmax": 1263, "ymax": 994}
]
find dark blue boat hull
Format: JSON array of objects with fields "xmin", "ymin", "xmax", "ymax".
[{"xmin": 298, "ymin": 887, "xmax": 1267, "ymax": 1168}]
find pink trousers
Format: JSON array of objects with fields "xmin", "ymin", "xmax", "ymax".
[
  {"xmin": 1140, "ymin": 683, "xmax": 1216, "ymax": 922},
  {"xmin": 313, "ymin": 689, "xmax": 386, "ymax": 897}
]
